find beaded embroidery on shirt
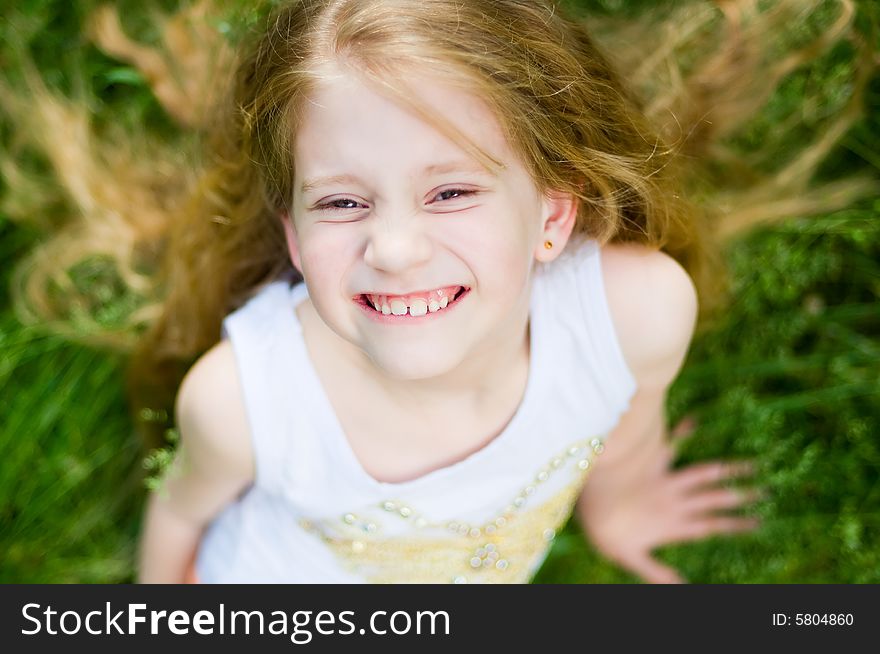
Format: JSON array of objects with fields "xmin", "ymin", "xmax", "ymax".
[{"xmin": 297, "ymin": 435, "xmax": 606, "ymax": 583}]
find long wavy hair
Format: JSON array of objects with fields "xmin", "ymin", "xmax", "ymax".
[{"xmin": 3, "ymin": 0, "xmax": 875, "ymax": 447}]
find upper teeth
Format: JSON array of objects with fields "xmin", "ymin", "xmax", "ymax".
[
  {"xmin": 392, "ymin": 298, "xmax": 426, "ymax": 316},
  {"xmin": 367, "ymin": 291, "xmax": 455, "ymax": 317}
]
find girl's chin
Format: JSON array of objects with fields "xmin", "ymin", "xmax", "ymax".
[{"xmin": 363, "ymin": 349, "xmax": 463, "ymax": 382}]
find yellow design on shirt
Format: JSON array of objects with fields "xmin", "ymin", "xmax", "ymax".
[{"xmin": 297, "ymin": 436, "xmax": 606, "ymax": 583}]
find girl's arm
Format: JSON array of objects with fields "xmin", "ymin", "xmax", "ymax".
[
  {"xmin": 574, "ymin": 246, "xmax": 761, "ymax": 583},
  {"xmin": 587, "ymin": 244, "xmax": 698, "ymax": 472},
  {"xmin": 138, "ymin": 340, "xmax": 255, "ymax": 583}
]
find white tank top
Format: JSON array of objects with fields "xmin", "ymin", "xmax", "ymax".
[{"xmin": 194, "ymin": 237, "xmax": 637, "ymax": 583}]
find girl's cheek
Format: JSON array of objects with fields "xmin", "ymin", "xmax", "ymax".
[
  {"xmin": 451, "ymin": 214, "xmax": 530, "ymax": 263},
  {"xmin": 299, "ymin": 234, "xmax": 354, "ymax": 280}
]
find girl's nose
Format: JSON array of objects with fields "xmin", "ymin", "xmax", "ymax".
[{"xmin": 363, "ymin": 214, "xmax": 432, "ymax": 274}]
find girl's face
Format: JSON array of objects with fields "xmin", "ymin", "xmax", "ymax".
[{"xmin": 283, "ymin": 66, "xmax": 576, "ymax": 381}]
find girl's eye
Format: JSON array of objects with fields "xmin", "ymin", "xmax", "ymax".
[
  {"xmin": 435, "ymin": 188, "xmax": 476, "ymax": 203},
  {"xmin": 316, "ymin": 198, "xmax": 364, "ymax": 212}
]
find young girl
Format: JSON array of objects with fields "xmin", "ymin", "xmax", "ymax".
[{"xmin": 129, "ymin": 0, "xmax": 765, "ymax": 584}]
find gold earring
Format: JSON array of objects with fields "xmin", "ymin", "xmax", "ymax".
[{"xmin": 544, "ymin": 240, "xmax": 553, "ymax": 250}]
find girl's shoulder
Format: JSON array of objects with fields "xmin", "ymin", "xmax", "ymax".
[
  {"xmin": 174, "ymin": 338, "xmax": 255, "ymax": 482},
  {"xmin": 597, "ymin": 242, "xmax": 699, "ymax": 389}
]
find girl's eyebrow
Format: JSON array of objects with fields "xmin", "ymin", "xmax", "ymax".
[{"xmin": 300, "ymin": 161, "xmax": 497, "ymax": 193}]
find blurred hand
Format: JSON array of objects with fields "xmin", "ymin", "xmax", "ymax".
[{"xmin": 574, "ymin": 414, "xmax": 764, "ymax": 584}]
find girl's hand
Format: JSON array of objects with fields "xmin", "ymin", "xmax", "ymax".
[{"xmin": 574, "ymin": 415, "xmax": 764, "ymax": 584}]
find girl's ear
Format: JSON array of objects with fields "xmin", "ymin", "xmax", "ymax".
[
  {"xmin": 279, "ymin": 211, "xmax": 304, "ymax": 274},
  {"xmin": 536, "ymin": 189, "xmax": 578, "ymax": 262}
]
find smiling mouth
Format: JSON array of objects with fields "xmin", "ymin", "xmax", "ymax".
[{"xmin": 356, "ymin": 286, "xmax": 469, "ymax": 317}]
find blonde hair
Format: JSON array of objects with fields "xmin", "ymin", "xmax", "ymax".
[{"xmin": 3, "ymin": 0, "xmax": 875, "ymax": 446}]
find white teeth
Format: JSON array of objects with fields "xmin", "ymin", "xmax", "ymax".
[
  {"xmin": 408, "ymin": 299, "xmax": 428, "ymax": 317},
  {"xmin": 366, "ymin": 289, "xmax": 463, "ymax": 317},
  {"xmin": 389, "ymin": 299, "xmax": 408, "ymax": 316}
]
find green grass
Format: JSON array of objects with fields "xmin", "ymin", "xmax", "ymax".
[
  {"xmin": 1, "ymin": 0, "xmax": 878, "ymax": 583},
  {"xmin": 534, "ymin": 201, "xmax": 880, "ymax": 583}
]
